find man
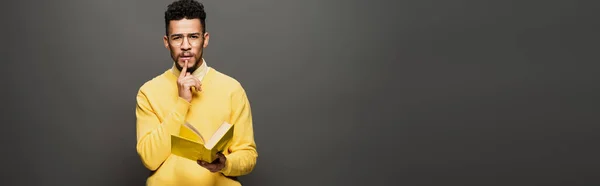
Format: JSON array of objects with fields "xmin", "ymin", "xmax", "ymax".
[{"xmin": 135, "ymin": 0, "xmax": 257, "ymax": 185}]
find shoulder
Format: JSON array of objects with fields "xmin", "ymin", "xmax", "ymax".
[
  {"xmin": 209, "ymin": 67, "xmax": 247, "ymax": 95},
  {"xmin": 209, "ymin": 68, "xmax": 253, "ymax": 110},
  {"xmin": 137, "ymin": 70, "xmax": 173, "ymax": 96}
]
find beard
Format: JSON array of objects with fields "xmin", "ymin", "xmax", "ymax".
[{"xmin": 172, "ymin": 51, "xmax": 203, "ymax": 74}]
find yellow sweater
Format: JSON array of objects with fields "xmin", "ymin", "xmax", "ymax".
[{"xmin": 135, "ymin": 64, "xmax": 257, "ymax": 186}]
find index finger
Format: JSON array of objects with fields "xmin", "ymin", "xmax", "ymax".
[{"xmin": 179, "ymin": 60, "xmax": 188, "ymax": 78}]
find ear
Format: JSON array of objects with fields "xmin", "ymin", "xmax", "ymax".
[
  {"xmin": 163, "ymin": 35, "xmax": 169, "ymax": 49},
  {"xmin": 203, "ymin": 32, "xmax": 210, "ymax": 48}
]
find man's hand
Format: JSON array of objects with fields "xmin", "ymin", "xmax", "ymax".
[
  {"xmin": 177, "ymin": 60, "xmax": 202, "ymax": 102},
  {"xmin": 197, "ymin": 152, "xmax": 226, "ymax": 172}
]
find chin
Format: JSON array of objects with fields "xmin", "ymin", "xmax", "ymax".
[
  {"xmin": 176, "ymin": 61, "xmax": 199, "ymax": 72},
  {"xmin": 177, "ymin": 60, "xmax": 195, "ymax": 66}
]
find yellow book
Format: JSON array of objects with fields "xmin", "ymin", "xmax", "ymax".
[{"xmin": 171, "ymin": 121, "xmax": 234, "ymax": 163}]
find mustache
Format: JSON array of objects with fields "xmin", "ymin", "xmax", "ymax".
[{"xmin": 179, "ymin": 52, "xmax": 195, "ymax": 57}]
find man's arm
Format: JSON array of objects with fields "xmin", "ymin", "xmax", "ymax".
[
  {"xmin": 219, "ymin": 87, "xmax": 258, "ymax": 177},
  {"xmin": 135, "ymin": 89, "xmax": 190, "ymax": 171}
]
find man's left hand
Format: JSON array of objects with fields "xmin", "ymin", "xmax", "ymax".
[{"xmin": 198, "ymin": 152, "xmax": 226, "ymax": 172}]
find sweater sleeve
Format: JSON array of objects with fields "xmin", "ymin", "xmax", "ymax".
[
  {"xmin": 219, "ymin": 87, "xmax": 258, "ymax": 177},
  {"xmin": 135, "ymin": 89, "xmax": 191, "ymax": 171}
]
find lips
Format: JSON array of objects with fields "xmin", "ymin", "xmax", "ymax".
[{"xmin": 179, "ymin": 53, "xmax": 194, "ymax": 61}]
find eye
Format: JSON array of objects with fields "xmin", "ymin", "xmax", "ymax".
[
  {"xmin": 171, "ymin": 36, "xmax": 181, "ymax": 40},
  {"xmin": 190, "ymin": 35, "xmax": 199, "ymax": 39}
]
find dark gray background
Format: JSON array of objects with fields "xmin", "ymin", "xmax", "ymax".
[{"xmin": 1, "ymin": 0, "xmax": 599, "ymax": 185}]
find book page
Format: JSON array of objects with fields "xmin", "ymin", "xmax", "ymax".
[
  {"xmin": 205, "ymin": 122, "xmax": 233, "ymax": 149},
  {"xmin": 184, "ymin": 122, "xmax": 205, "ymax": 144}
]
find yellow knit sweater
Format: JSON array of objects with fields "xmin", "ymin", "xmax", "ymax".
[{"xmin": 135, "ymin": 65, "xmax": 257, "ymax": 186}]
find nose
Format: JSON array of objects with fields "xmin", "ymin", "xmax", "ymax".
[{"xmin": 180, "ymin": 37, "xmax": 192, "ymax": 50}]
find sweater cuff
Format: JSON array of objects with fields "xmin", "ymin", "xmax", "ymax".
[{"xmin": 166, "ymin": 97, "xmax": 191, "ymax": 136}]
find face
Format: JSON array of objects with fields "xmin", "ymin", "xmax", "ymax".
[{"xmin": 163, "ymin": 18, "xmax": 209, "ymax": 73}]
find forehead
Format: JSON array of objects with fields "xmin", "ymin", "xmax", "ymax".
[{"xmin": 168, "ymin": 18, "xmax": 203, "ymax": 35}]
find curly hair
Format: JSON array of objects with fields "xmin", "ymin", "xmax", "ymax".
[{"xmin": 164, "ymin": 0, "xmax": 207, "ymax": 36}]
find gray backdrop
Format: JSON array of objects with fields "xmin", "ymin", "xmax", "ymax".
[{"xmin": 1, "ymin": 0, "xmax": 599, "ymax": 185}]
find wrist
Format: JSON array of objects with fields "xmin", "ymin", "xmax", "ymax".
[
  {"xmin": 175, "ymin": 97, "xmax": 192, "ymax": 113},
  {"xmin": 178, "ymin": 96, "xmax": 191, "ymax": 103},
  {"xmin": 218, "ymin": 155, "xmax": 230, "ymax": 174}
]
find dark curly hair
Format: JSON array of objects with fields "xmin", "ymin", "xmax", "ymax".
[{"xmin": 164, "ymin": 0, "xmax": 207, "ymax": 36}]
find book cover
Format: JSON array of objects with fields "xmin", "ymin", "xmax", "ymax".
[{"xmin": 171, "ymin": 121, "xmax": 234, "ymax": 163}]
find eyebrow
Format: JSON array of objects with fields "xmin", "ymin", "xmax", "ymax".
[{"xmin": 170, "ymin": 32, "xmax": 202, "ymax": 37}]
